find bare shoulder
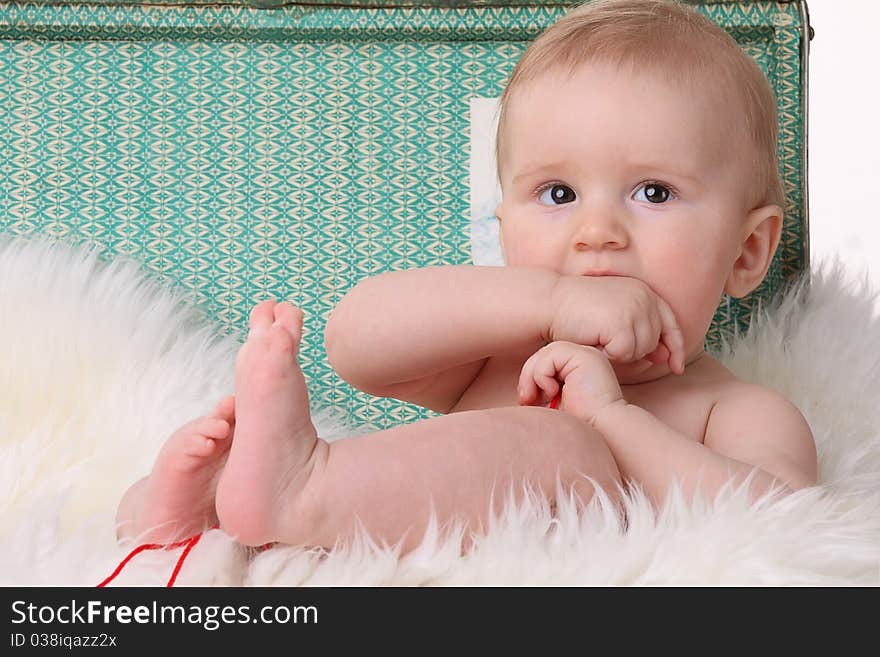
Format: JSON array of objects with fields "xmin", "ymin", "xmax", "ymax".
[{"xmin": 705, "ymin": 381, "xmax": 818, "ymax": 490}]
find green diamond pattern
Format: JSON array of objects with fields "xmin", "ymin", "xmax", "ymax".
[{"xmin": 0, "ymin": 1, "xmax": 807, "ymax": 428}]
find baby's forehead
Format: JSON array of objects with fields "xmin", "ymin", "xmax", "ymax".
[
  {"xmin": 507, "ymin": 62, "xmax": 741, "ymax": 165},
  {"xmin": 517, "ymin": 60, "xmax": 738, "ymax": 125}
]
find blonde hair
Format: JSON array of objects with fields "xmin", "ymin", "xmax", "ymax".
[{"xmin": 495, "ymin": 0, "xmax": 785, "ymax": 211}]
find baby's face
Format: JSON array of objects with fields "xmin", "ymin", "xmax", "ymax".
[{"xmin": 496, "ymin": 62, "xmax": 752, "ymax": 371}]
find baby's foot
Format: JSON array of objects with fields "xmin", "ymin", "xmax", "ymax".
[
  {"xmin": 127, "ymin": 395, "xmax": 235, "ymax": 544},
  {"xmin": 215, "ymin": 300, "xmax": 325, "ymax": 547}
]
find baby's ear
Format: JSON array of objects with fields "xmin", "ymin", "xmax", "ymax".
[{"xmin": 724, "ymin": 203, "xmax": 784, "ymax": 298}]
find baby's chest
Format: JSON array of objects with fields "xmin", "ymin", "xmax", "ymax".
[{"xmin": 452, "ymin": 351, "xmax": 526, "ymax": 411}]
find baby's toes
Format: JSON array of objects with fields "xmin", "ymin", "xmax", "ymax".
[
  {"xmin": 179, "ymin": 418, "xmax": 232, "ymax": 461},
  {"xmin": 212, "ymin": 395, "xmax": 235, "ymax": 422},
  {"xmin": 248, "ymin": 299, "xmax": 277, "ymax": 339},
  {"xmin": 273, "ymin": 302, "xmax": 304, "ymax": 344},
  {"xmin": 182, "ymin": 433, "xmax": 220, "ymax": 458},
  {"xmin": 194, "ymin": 416, "xmax": 231, "ymax": 441}
]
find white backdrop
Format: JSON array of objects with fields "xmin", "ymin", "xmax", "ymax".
[{"xmin": 808, "ymin": 0, "xmax": 880, "ymax": 312}]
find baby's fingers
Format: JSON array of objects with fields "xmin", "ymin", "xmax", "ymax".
[
  {"xmin": 517, "ymin": 355, "xmax": 540, "ymax": 405},
  {"xmin": 518, "ymin": 351, "xmax": 561, "ymax": 406},
  {"xmin": 533, "ymin": 371, "xmax": 560, "ymax": 406},
  {"xmin": 603, "ymin": 328, "xmax": 637, "ymax": 363},
  {"xmin": 655, "ymin": 297, "xmax": 686, "ymax": 374}
]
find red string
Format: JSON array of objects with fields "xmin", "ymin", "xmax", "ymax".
[
  {"xmin": 98, "ymin": 524, "xmax": 220, "ymax": 588},
  {"xmin": 98, "ymin": 524, "xmax": 277, "ymax": 587},
  {"xmin": 97, "ymin": 541, "xmax": 176, "ymax": 588},
  {"xmin": 549, "ymin": 392, "xmax": 561, "ymax": 409},
  {"xmin": 165, "ymin": 531, "xmax": 204, "ymax": 587}
]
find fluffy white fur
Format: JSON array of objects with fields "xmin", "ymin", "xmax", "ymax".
[{"xmin": 1, "ymin": 235, "xmax": 878, "ymax": 586}]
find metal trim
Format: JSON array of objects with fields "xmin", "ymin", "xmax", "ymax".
[{"xmin": 798, "ymin": 0, "xmax": 811, "ymax": 279}]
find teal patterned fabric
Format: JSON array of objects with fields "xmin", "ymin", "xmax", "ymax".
[
  {"xmin": 0, "ymin": 1, "xmax": 782, "ymax": 6},
  {"xmin": 0, "ymin": 1, "xmax": 807, "ymax": 429}
]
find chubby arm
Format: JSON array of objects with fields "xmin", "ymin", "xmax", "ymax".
[
  {"xmin": 519, "ymin": 342, "xmax": 817, "ymax": 505},
  {"xmin": 325, "ymin": 265, "xmax": 558, "ymax": 411},
  {"xmin": 701, "ymin": 385, "xmax": 818, "ymax": 492},
  {"xmin": 593, "ymin": 385, "xmax": 818, "ymax": 506}
]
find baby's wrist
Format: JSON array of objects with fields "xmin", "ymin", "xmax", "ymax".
[
  {"xmin": 547, "ymin": 272, "xmax": 587, "ymax": 342},
  {"xmin": 542, "ymin": 270, "xmax": 566, "ymax": 343},
  {"xmin": 589, "ymin": 397, "xmax": 630, "ymax": 429}
]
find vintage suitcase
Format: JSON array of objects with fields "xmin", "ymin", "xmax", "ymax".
[{"xmin": 0, "ymin": 0, "xmax": 811, "ymax": 428}]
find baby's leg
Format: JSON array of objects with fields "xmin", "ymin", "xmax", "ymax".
[
  {"xmin": 115, "ymin": 395, "xmax": 235, "ymax": 543},
  {"xmin": 301, "ymin": 406, "xmax": 622, "ymax": 554},
  {"xmin": 216, "ymin": 301, "xmax": 622, "ymax": 553}
]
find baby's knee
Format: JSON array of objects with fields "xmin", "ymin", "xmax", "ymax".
[
  {"xmin": 508, "ymin": 406, "xmax": 620, "ymax": 482},
  {"xmin": 525, "ymin": 406, "xmax": 624, "ymax": 503}
]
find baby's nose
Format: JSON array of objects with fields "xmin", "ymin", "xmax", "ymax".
[{"xmin": 572, "ymin": 215, "xmax": 628, "ymax": 250}]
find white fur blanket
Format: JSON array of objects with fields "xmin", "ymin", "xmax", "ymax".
[{"xmin": 1, "ymin": 235, "xmax": 879, "ymax": 586}]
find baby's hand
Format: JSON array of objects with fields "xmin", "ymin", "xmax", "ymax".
[
  {"xmin": 547, "ymin": 275, "xmax": 685, "ymax": 374},
  {"xmin": 518, "ymin": 341, "xmax": 624, "ymax": 425}
]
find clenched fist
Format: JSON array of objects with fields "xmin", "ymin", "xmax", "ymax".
[
  {"xmin": 546, "ymin": 275, "xmax": 685, "ymax": 375},
  {"xmin": 518, "ymin": 341, "xmax": 626, "ymax": 426}
]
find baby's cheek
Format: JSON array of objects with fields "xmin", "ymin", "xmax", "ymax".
[
  {"xmin": 657, "ymin": 248, "xmax": 729, "ymax": 329},
  {"xmin": 502, "ymin": 233, "xmax": 559, "ymax": 269},
  {"xmin": 671, "ymin": 289, "xmax": 722, "ymax": 354}
]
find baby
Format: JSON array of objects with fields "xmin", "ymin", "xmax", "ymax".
[{"xmin": 116, "ymin": 0, "xmax": 818, "ymax": 552}]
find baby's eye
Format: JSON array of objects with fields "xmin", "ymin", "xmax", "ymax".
[
  {"xmin": 633, "ymin": 182, "xmax": 674, "ymax": 204},
  {"xmin": 537, "ymin": 184, "xmax": 577, "ymax": 206}
]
